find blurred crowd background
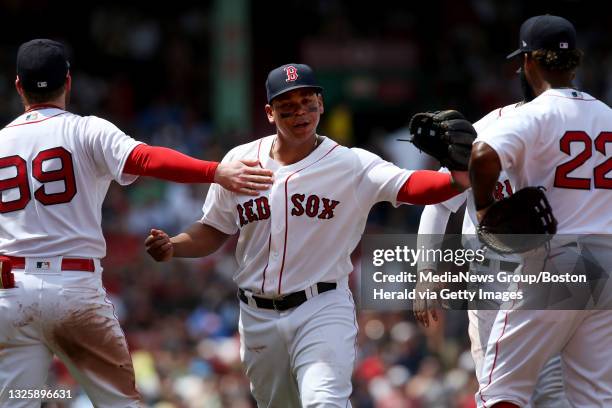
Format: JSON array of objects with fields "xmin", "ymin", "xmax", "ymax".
[{"xmin": 1, "ymin": 0, "xmax": 610, "ymax": 407}]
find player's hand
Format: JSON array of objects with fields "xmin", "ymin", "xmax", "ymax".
[
  {"xmin": 413, "ymin": 271, "xmax": 444, "ymax": 328},
  {"xmin": 145, "ymin": 229, "xmax": 174, "ymax": 262},
  {"xmin": 450, "ymin": 170, "xmax": 470, "ymax": 191},
  {"xmin": 215, "ymin": 160, "xmax": 273, "ymax": 195}
]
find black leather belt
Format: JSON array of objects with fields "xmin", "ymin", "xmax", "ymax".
[
  {"xmin": 238, "ymin": 282, "xmax": 337, "ymax": 311},
  {"xmin": 481, "ymin": 258, "xmax": 520, "ymax": 272}
]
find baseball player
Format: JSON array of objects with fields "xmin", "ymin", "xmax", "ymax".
[
  {"xmin": 414, "ymin": 102, "xmax": 569, "ymax": 407},
  {"xmin": 470, "ymin": 16, "xmax": 612, "ymax": 408},
  {"xmin": 0, "ymin": 39, "xmax": 273, "ymax": 408},
  {"xmin": 145, "ymin": 63, "xmax": 472, "ymax": 407}
]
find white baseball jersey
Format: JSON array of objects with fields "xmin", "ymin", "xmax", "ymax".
[
  {"xmin": 477, "ymin": 88, "xmax": 612, "ymax": 234},
  {"xmin": 200, "ymin": 135, "xmax": 412, "ymax": 295},
  {"xmin": 0, "ymin": 107, "xmax": 141, "ymax": 258}
]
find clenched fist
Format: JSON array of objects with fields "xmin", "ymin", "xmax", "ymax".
[{"xmin": 145, "ymin": 229, "xmax": 174, "ymax": 262}]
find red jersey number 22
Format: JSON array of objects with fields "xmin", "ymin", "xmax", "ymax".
[{"xmin": 554, "ymin": 131, "xmax": 612, "ymax": 190}]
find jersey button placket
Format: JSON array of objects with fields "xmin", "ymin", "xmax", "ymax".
[
  {"xmin": 268, "ymin": 169, "xmax": 289, "ymax": 293},
  {"xmin": 264, "ymin": 173, "xmax": 286, "ymax": 293}
]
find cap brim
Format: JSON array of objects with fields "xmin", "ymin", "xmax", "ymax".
[
  {"xmin": 506, "ymin": 48, "xmax": 524, "ymax": 59},
  {"xmin": 268, "ymin": 85, "xmax": 323, "ymax": 103}
]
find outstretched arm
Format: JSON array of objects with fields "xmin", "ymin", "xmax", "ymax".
[
  {"xmin": 124, "ymin": 144, "xmax": 273, "ymax": 195},
  {"xmin": 145, "ymin": 222, "xmax": 230, "ymax": 262},
  {"xmin": 396, "ymin": 170, "xmax": 469, "ymax": 205}
]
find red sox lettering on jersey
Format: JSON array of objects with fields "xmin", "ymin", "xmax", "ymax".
[
  {"xmin": 237, "ymin": 195, "xmax": 340, "ymax": 227},
  {"xmin": 237, "ymin": 197, "xmax": 271, "ymax": 226},
  {"xmin": 201, "ymin": 134, "xmax": 412, "ymax": 295},
  {"xmin": 290, "ymin": 194, "xmax": 340, "ymax": 219}
]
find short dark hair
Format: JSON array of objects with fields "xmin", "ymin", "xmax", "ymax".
[
  {"xmin": 22, "ymin": 85, "xmax": 65, "ymax": 104},
  {"xmin": 531, "ymin": 49, "xmax": 583, "ymax": 72}
]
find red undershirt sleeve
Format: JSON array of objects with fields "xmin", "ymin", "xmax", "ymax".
[
  {"xmin": 123, "ymin": 144, "xmax": 219, "ymax": 183},
  {"xmin": 396, "ymin": 170, "xmax": 460, "ymax": 205}
]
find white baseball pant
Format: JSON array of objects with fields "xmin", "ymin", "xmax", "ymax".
[
  {"xmin": 468, "ymin": 259, "xmax": 569, "ymax": 408},
  {"xmin": 469, "ymin": 309, "xmax": 568, "ymax": 408},
  {"xmin": 238, "ymin": 285, "xmax": 357, "ymax": 408},
  {"xmin": 0, "ymin": 257, "xmax": 141, "ymax": 408},
  {"xmin": 476, "ymin": 239, "xmax": 612, "ymax": 408}
]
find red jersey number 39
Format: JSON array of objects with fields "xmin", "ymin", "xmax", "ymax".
[{"xmin": 0, "ymin": 147, "xmax": 77, "ymax": 214}]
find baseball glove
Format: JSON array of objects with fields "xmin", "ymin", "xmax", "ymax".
[
  {"xmin": 477, "ymin": 186, "xmax": 558, "ymax": 254},
  {"xmin": 404, "ymin": 110, "xmax": 477, "ymax": 171}
]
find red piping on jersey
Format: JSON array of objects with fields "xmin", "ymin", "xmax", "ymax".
[
  {"xmin": 257, "ymin": 139, "xmax": 263, "ymax": 168},
  {"xmin": 25, "ymin": 103, "xmax": 64, "ymax": 112},
  {"xmin": 4, "ymin": 111, "xmax": 66, "ymax": 128},
  {"xmin": 277, "ymin": 143, "xmax": 340, "ymax": 294},
  {"xmin": 260, "ymin": 234, "xmax": 272, "ymax": 292},
  {"xmin": 478, "ymin": 285, "xmax": 520, "ymax": 407},
  {"xmin": 543, "ymin": 94, "xmax": 596, "ymax": 101},
  {"xmin": 349, "ymin": 290, "xmax": 359, "ymax": 375},
  {"xmin": 256, "ymin": 138, "xmax": 268, "ymax": 291},
  {"xmin": 478, "ymin": 311, "xmax": 509, "ymax": 408}
]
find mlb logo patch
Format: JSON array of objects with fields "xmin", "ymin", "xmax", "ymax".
[
  {"xmin": 25, "ymin": 112, "xmax": 38, "ymax": 121},
  {"xmin": 36, "ymin": 261, "xmax": 51, "ymax": 270},
  {"xmin": 560, "ymin": 42, "xmax": 569, "ymax": 49}
]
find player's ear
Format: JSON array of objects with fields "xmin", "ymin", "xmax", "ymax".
[
  {"xmin": 317, "ymin": 93, "xmax": 324, "ymax": 115},
  {"xmin": 15, "ymin": 75, "xmax": 24, "ymax": 95},
  {"xmin": 523, "ymin": 52, "xmax": 535, "ymax": 70},
  {"xmin": 65, "ymin": 72, "xmax": 72, "ymax": 92},
  {"xmin": 522, "ymin": 53, "xmax": 533, "ymax": 77},
  {"xmin": 265, "ymin": 104, "xmax": 275, "ymax": 124}
]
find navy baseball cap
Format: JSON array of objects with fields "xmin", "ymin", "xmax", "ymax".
[
  {"xmin": 507, "ymin": 15, "xmax": 577, "ymax": 59},
  {"xmin": 17, "ymin": 39, "xmax": 70, "ymax": 92},
  {"xmin": 265, "ymin": 63, "xmax": 323, "ymax": 103}
]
